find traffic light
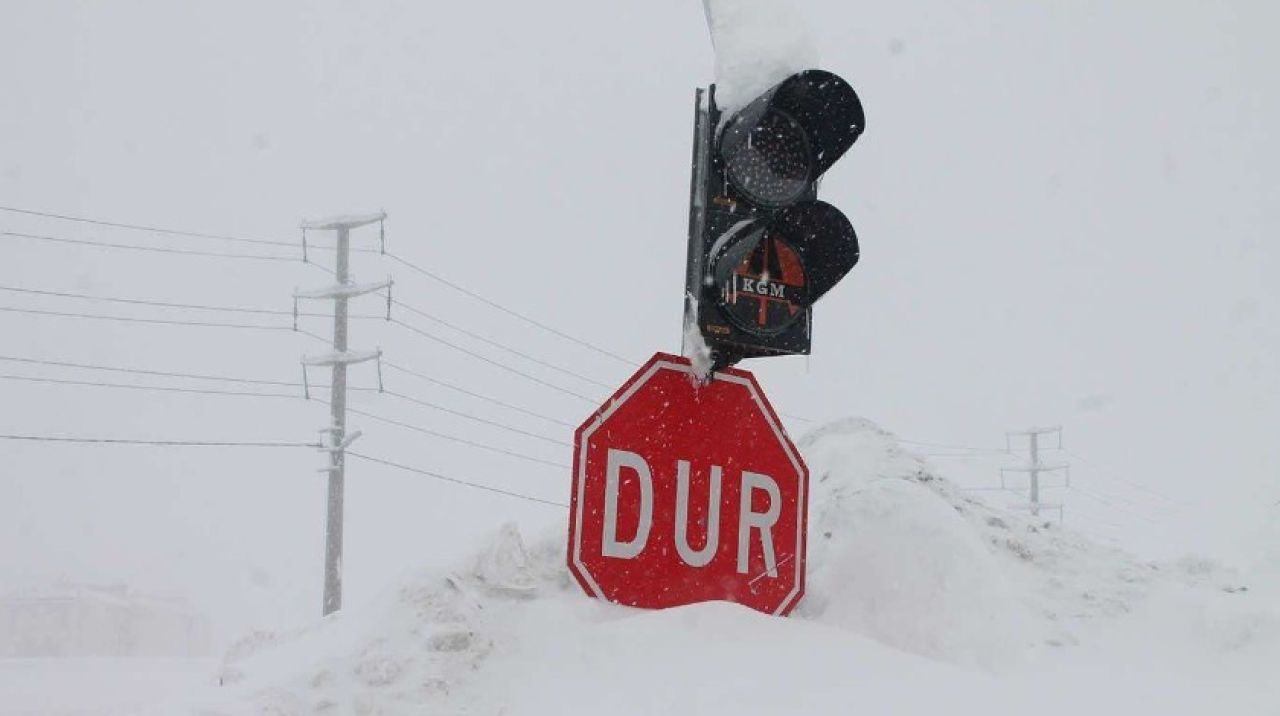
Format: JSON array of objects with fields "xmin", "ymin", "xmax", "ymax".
[{"xmin": 684, "ymin": 70, "xmax": 865, "ymax": 369}]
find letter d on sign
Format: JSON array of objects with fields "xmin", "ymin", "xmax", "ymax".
[{"xmin": 602, "ymin": 449, "xmax": 653, "ymax": 559}]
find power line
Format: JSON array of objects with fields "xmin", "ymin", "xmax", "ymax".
[
  {"xmin": 0, "ymin": 355, "xmax": 564, "ymax": 446},
  {"xmin": 1, "ymin": 206, "xmax": 823, "ymax": 421},
  {"xmin": 1, "ymin": 370, "xmax": 567, "ymax": 470},
  {"xmin": 381, "ymin": 389, "xmax": 568, "ymax": 447},
  {"xmin": 389, "ymin": 296, "xmax": 613, "ymax": 390},
  {"xmin": 0, "ymin": 205, "xmax": 375, "ymax": 253},
  {"xmin": 344, "ymin": 405, "xmax": 568, "ymax": 470},
  {"xmin": 1062, "ymin": 449, "xmax": 1189, "ymax": 509},
  {"xmin": 0, "ymin": 354, "xmax": 300, "ymax": 388},
  {"xmin": 898, "ymin": 437, "xmax": 1009, "ymax": 454},
  {"xmin": 0, "ymin": 374, "xmax": 301, "ymax": 399},
  {"xmin": 0, "ymin": 433, "xmax": 319, "ymax": 448},
  {"xmin": 0, "ymin": 205, "xmax": 297, "ymax": 248},
  {"xmin": 2, "ymin": 230, "xmax": 300, "ymax": 262},
  {"xmin": 3, "ymin": 285, "xmax": 606, "ymax": 409},
  {"xmin": 0, "ymin": 207, "xmax": 381, "ymax": 257},
  {"xmin": 1, "ymin": 207, "xmax": 832, "ymax": 429},
  {"xmin": 347, "ymin": 452, "xmax": 567, "ymax": 508},
  {"xmin": 0, "ymin": 284, "xmax": 381, "ymax": 320},
  {"xmin": 0, "ymin": 305, "xmax": 291, "ymax": 331},
  {"xmin": 1, "ymin": 349, "xmax": 567, "ymax": 450},
  {"xmin": 0, "ymin": 284, "xmax": 600, "ymax": 405},
  {"xmin": 390, "ymin": 317, "xmax": 597, "ymax": 404},
  {"xmin": 386, "ymin": 253, "xmax": 635, "ymax": 366},
  {"xmin": 382, "ymin": 360, "xmax": 575, "ymax": 428}
]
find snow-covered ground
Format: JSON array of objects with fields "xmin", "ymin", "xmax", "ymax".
[
  {"xmin": 0, "ymin": 657, "xmax": 214, "ymax": 716},
  {"xmin": 120, "ymin": 419, "xmax": 1278, "ymax": 715}
]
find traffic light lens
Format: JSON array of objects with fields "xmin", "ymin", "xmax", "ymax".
[
  {"xmin": 722, "ymin": 110, "xmax": 812, "ymax": 207},
  {"xmin": 712, "ymin": 226, "xmax": 809, "ymax": 337}
]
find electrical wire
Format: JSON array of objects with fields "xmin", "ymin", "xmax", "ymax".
[
  {"xmin": 2, "ymin": 230, "xmax": 300, "ymax": 262},
  {"xmin": 0, "ymin": 284, "xmax": 381, "ymax": 320},
  {"xmin": 1062, "ymin": 449, "xmax": 1189, "ymax": 508},
  {"xmin": 380, "ymin": 389, "xmax": 568, "ymax": 447},
  {"xmin": 381, "ymin": 360, "xmax": 575, "ymax": 428},
  {"xmin": 0, "ymin": 205, "xmax": 297, "ymax": 248},
  {"xmin": 0, "ymin": 305, "xmax": 291, "ymax": 331},
  {"xmin": 385, "ymin": 253, "xmax": 635, "ymax": 366},
  {"xmin": 389, "ymin": 296, "xmax": 613, "ymax": 389},
  {"xmin": 3, "ymin": 370, "xmax": 567, "ymax": 470},
  {"xmin": 3, "ymin": 205, "xmax": 818, "ymax": 430},
  {"xmin": 0, "ymin": 373, "xmax": 302, "ymax": 399},
  {"xmin": 0, "ymin": 205, "xmax": 378, "ymax": 253},
  {"xmin": 343, "ymin": 406, "xmax": 567, "ymax": 470},
  {"xmin": 0, "ymin": 354, "xmax": 300, "ymax": 387},
  {"xmin": 0, "ymin": 353, "xmax": 569, "ymax": 450},
  {"xmin": 390, "ymin": 317, "xmax": 597, "ymax": 404},
  {"xmin": 0, "ymin": 433, "xmax": 319, "ymax": 448},
  {"xmin": 897, "ymin": 437, "xmax": 1010, "ymax": 454},
  {"xmin": 347, "ymin": 452, "xmax": 567, "ymax": 508}
]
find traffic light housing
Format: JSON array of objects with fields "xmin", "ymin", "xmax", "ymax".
[{"xmin": 684, "ymin": 70, "xmax": 864, "ymax": 369}]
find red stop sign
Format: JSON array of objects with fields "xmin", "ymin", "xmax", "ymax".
[{"xmin": 568, "ymin": 352, "xmax": 808, "ymax": 616}]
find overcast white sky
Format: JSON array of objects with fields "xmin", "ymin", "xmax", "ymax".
[{"xmin": 1, "ymin": 1, "xmax": 1277, "ymax": 643}]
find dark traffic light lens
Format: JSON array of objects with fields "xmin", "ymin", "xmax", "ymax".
[
  {"xmin": 712, "ymin": 226, "xmax": 809, "ymax": 336},
  {"xmin": 722, "ymin": 109, "xmax": 812, "ymax": 207}
]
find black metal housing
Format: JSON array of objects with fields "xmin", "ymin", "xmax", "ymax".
[{"xmin": 683, "ymin": 70, "xmax": 865, "ymax": 370}]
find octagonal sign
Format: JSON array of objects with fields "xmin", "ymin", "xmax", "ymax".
[{"xmin": 568, "ymin": 352, "xmax": 808, "ymax": 616}]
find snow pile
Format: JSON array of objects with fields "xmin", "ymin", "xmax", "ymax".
[
  {"xmin": 798, "ymin": 420, "xmax": 1035, "ymax": 667},
  {"xmin": 799, "ymin": 419, "xmax": 1180, "ymax": 660},
  {"xmin": 191, "ymin": 522, "xmax": 1031, "ymax": 715},
  {"xmin": 702, "ymin": 0, "xmax": 818, "ymax": 113},
  {"xmin": 184, "ymin": 418, "xmax": 1280, "ymax": 714}
]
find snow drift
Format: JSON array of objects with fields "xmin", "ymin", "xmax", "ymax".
[{"xmin": 184, "ymin": 418, "xmax": 1280, "ymax": 715}]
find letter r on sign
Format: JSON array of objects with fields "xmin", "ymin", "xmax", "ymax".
[{"xmin": 737, "ymin": 471, "xmax": 782, "ymax": 578}]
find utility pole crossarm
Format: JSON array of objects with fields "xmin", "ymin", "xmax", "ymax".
[
  {"xmin": 1007, "ymin": 425, "xmax": 1063, "ymax": 436},
  {"xmin": 302, "ymin": 349, "xmax": 382, "ymax": 367},
  {"xmin": 300, "ymin": 212, "xmax": 386, "ymax": 231},
  {"xmin": 1001, "ymin": 463, "xmax": 1069, "ymax": 473},
  {"xmin": 295, "ymin": 278, "xmax": 392, "ymax": 301}
]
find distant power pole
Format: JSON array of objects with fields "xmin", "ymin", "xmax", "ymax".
[
  {"xmin": 1002, "ymin": 426, "xmax": 1069, "ymax": 521},
  {"xmin": 296, "ymin": 212, "xmax": 390, "ymax": 617}
]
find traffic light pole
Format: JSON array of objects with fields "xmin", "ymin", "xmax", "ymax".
[{"xmin": 682, "ymin": 87, "xmax": 716, "ymax": 368}]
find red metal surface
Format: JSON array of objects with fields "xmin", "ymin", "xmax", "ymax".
[{"xmin": 568, "ymin": 352, "xmax": 808, "ymax": 616}]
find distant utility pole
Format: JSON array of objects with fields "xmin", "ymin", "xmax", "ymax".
[
  {"xmin": 1002, "ymin": 426, "xmax": 1069, "ymax": 521},
  {"xmin": 296, "ymin": 211, "xmax": 390, "ymax": 617}
]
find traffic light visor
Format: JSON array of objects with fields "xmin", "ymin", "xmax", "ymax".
[{"xmin": 718, "ymin": 70, "xmax": 864, "ymax": 207}]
